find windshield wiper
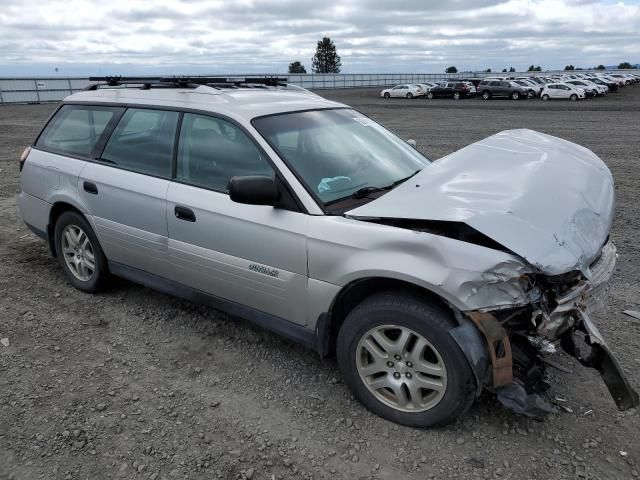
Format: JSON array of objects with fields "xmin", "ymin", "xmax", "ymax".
[
  {"xmin": 326, "ymin": 169, "xmax": 425, "ymax": 207},
  {"xmin": 350, "ymin": 186, "xmax": 390, "ymax": 199},
  {"xmin": 391, "ymin": 169, "xmax": 422, "ymax": 188},
  {"xmin": 349, "ymin": 170, "xmax": 423, "ymax": 200}
]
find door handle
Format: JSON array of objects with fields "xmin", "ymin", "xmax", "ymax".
[
  {"xmin": 83, "ymin": 181, "xmax": 98, "ymax": 195},
  {"xmin": 174, "ymin": 206, "xmax": 196, "ymax": 222}
]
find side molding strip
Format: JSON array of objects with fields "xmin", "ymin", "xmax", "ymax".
[{"xmin": 108, "ymin": 261, "xmax": 318, "ymax": 351}]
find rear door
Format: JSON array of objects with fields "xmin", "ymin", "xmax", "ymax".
[
  {"xmin": 489, "ymin": 81, "xmax": 501, "ymax": 96},
  {"xmin": 79, "ymin": 107, "xmax": 179, "ymax": 278},
  {"xmin": 166, "ymin": 113, "xmax": 309, "ymax": 325},
  {"xmin": 445, "ymin": 83, "xmax": 455, "ymax": 97},
  {"xmin": 27, "ymin": 104, "xmax": 122, "ymax": 207}
]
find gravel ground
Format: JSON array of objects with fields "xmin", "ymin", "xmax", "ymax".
[{"xmin": 1, "ymin": 88, "xmax": 640, "ymax": 480}]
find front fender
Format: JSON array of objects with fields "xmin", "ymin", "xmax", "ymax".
[{"xmin": 308, "ymin": 216, "xmax": 536, "ymax": 312}]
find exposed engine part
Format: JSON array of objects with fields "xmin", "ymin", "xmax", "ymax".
[
  {"xmin": 512, "ymin": 334, "xmax": 550, "ymax": 394},
  {"xmin": 527, "ymin": 335, "xmax": 557, "ymax": 354},
  {"xmin": 495, "ymin": 333, "xmax": 554, "ymax": 420}
]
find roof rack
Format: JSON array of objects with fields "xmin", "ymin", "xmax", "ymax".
[{"xmin": 84, "ymin": 76, "xmax": 289, "ymax": 91}]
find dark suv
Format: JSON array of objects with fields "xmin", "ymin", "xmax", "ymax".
[
  {"xmin": 426, "ymin": 82, "xmax": 472, "ymax": 100},
  {"xmin": 478, "ymin": 80, "xmax": 529, "ymax": 100}
]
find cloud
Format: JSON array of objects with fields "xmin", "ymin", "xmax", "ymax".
[{"xmin": 0, "ymin": 0, "xmax": 638, "ymax": 75}]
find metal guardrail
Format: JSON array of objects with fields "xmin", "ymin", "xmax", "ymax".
[{"xmin": 0, "ymin": 71, "xmax": 636, "ymax": 104}]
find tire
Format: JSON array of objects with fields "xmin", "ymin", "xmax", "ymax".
[
  {"xmin": 427, "ymin": 92, "xmax": 434, "ymax": 99},
  {"xmin": 542, "ymin": 94, "xmax": 549, "ymax": 101},
  {"xmin": 54, "ymin": 210, "xmax": 109, "ymax": 292},
  {"xmin": 482, "ymin": 91, "xmax": 491, "ymax": 100},
  {"xmin": 383, "ymin": 92, "xmax": 390, "ymax": 98},
  {"xmin": 453, "ymin": 92, "xmax": 461, "ymax": 100},
  {"xmin": 406, "ymin": 93, "xmax": 413, "ymax": 99},
  {"xmin": 336, "ymin": 291, "xmax": 476, "ymax": 428},
  {"xmin": 511, "ymin": 91, "xmax": 520, "ymax": 100},
  {"xmin": 570, "ymin": 94, "xmax": 578, "ymax": 101}
]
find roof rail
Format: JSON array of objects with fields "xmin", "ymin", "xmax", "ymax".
[{"xmin": 84, "ymin": 76, "xmax": 289, "ymax": 91}]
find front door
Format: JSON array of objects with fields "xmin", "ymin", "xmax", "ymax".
[{"xmin": 166, "ymin": 113, "xmax": 309, "ymax": 325}]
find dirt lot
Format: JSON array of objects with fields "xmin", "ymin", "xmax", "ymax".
[{"xmin": 1, "ymin": 88, "xmax": 640, "ymax": 480}]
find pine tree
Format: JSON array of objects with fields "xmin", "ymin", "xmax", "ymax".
[{"xmin": 311, "ymin": 37, "xmax": 342, "ymax": 73}]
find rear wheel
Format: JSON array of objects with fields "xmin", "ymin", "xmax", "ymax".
[
  {"xmin": 511, "ymin": 91, "xmax": 520, "ymax": 100},
  {"xmin": 336, "ymin": 292, "xmax": 476, "ymax": 427},
  {"xmin": 570, "ymin": 94, "xmax": 578, "ymax": 101},
  {"xmin": 383, "ymin": 92, "xmax": 390, "ymax": 98},
  {"xmin": 406, "ymin": 92, "xmax": 413, "ymax": 99},
  {"xmin": 54, "ymin": 211, "xmax": 109, "ymax": 292},
  {"xmin": 482, "ymin": 91, "xmax": 491, "ymax": 100},
  {"xmin": 427, "ymin": 92, "xmax": 434, "ymax": 99},
  {"xmin": 453, "ymin": 92, "xmax": 461, "ymax": 100},
  {"xmin": 542, "ymin": 94, "xmax": 550, "ymax": 101}
]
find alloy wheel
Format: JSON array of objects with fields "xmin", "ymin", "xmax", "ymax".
[
  {"xmin": 356, "ymin": 324, "xmax": 447, "ymax": 412},
  {"xmin": 61, "ymin": 224, "xmax": 96, "ymax": 282}
]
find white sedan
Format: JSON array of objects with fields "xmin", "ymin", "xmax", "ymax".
[
  {"xmin": 381, "ymin": 84, "xmax": 425, "ymax": 99},
  {"xmin": 541, "ymin": 83, "xmax": 586, "ymax": 101}
]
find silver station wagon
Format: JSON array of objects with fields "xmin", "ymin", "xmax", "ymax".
[{"xmin": 17, "ymin": 76, "xmax": 638, "ymax": 427}]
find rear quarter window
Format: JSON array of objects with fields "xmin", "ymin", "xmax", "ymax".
[{"xmin": 36, "ymin": 105, "xmax": 121, "ymax": 157}]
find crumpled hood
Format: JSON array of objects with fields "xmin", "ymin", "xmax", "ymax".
[{"xmin": 348, "ymin": 129, "xmax": 615, "ymax": 276}]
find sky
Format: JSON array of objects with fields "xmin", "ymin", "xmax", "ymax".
[{"xmin": 0, "ymin": 0, "xmax": 639, "ymax": 76}]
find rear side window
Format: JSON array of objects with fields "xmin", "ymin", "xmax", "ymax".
[
  {"xmin": 176, "ymin": 113, "xmax": 274, "ymax": 192},
  {"xmin": 101, "ymin": 108, "xmax": 179, "ymax": 178},
  {"xmin": 37, "ymin": 105, "xmax": 120, "ymax": 157}
]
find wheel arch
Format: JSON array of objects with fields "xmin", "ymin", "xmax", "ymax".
[
  {"xmin": 320, "ymin": 276, "xmax": 457, "ymax": 358},
  {"xmin": 47, "ymin": 201, "xmax": 89, "ymax": 257}
]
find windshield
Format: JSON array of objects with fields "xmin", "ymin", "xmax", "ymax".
[{"xmin": 252, "ymin": 109, "xmax": 430, "ymax": 205}]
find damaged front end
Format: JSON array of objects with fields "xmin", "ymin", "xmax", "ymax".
[{"xmin": 464, "ymin": 240, "xmax": 639, "ymax": 417}]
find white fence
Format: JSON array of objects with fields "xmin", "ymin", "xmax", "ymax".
[{"xmin": 0, "ymin": 71, "xmax": 634, "ymax": 104}]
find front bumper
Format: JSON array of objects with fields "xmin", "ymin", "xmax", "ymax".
[
  {"xmin": 537, "ymin": 240, "xmax": 617, "ymax": 340},
  {"xmin": 467, "ymin": 241, "xmax": 639, "ymax": 413},
  {"xmin": 539, "ymin": 241, "xmax": 638, "ymax": 410}
]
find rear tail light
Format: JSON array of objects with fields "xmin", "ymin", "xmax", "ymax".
[{"xmin": 19, "ymin": 147, "xmax": 31, "ymax": 172}]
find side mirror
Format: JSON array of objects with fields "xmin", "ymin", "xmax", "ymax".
[
  {"xmin": 228, "ymin": 175, "xmax": 280, "ymax": 206},
  {"xmin": 407, "ymin": 139, "xmax": 417, "ymax": 149}
]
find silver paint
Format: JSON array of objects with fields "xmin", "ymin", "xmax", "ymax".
[{"xmin": 348, "ymin": 129, "xmax": 615, "ymax": 277}]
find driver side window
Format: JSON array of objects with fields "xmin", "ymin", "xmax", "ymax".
[{"xmin": 176, "ymin": 114, "xmax": 274, "ymax": 192}]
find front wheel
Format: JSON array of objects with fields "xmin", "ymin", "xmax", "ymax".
[
  {"xmin": 336, "ymin": 292, "xmax": 476, "ymax": 427},
  {"xmin": 453, "ymin": 92, "xmax": 461, "ymax": 100},
  {"xmin": 54, "ymin": 211, "xmax": 109, "ymax": 292},
  {"xmin": 511, "ymin": 91, "xmax": 520, "ymax": 100},
  {"xmin": 427, "ymin": 92, "xmax": 434, "ymax": 99},
  {"xmin": 383, "ymin": 92, "xmax": 390, "ymax": 98},
  {"xmin": 570, "ymin": 94, "xmax": 578, "ymax": 101},
  {"xmin": 406, "ymin": 92, "xmax": 413, "ymax": 99}
]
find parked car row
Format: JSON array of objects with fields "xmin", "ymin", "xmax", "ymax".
[{"xmin": 380, "ymin": 71, "xmax": 640, "ymax": 101}]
